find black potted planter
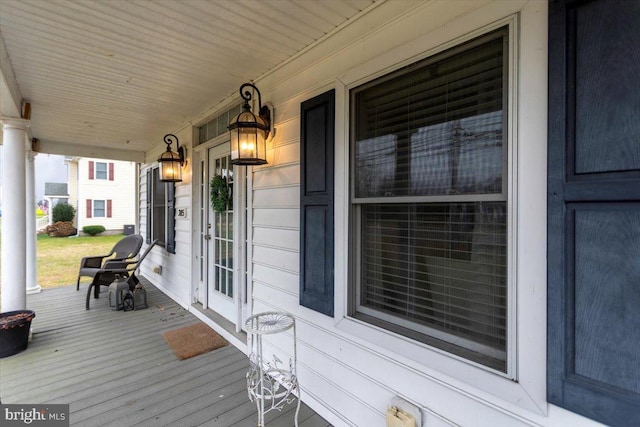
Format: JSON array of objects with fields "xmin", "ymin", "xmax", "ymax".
[{"xmin": 0, "ymin": 310, "xmax": 36, "ymax": 358}]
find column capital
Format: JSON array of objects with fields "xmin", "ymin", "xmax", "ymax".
[
  {"xmin": 1, "ymin": 117, "xmax": 30, "ymax": 130},
  {"xmin": 0, "ymin": 116, "xmax": 31, "ymax": 130}
]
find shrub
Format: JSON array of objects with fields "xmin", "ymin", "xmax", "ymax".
[
  {"xmin": 52, "ymin": 203, "xmax": 75, "ymax": 223},
  {"xmin": 82, "ymin": 225, "xmax": 106, "ymax": 236}
]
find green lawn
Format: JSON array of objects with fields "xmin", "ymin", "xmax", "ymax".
[
  {"xmin": 0, "ymin": 228, "xmax": 125, "ymax": 289},
  {"xmin": 36, "ymin": 234, "xmax": 126, "ymax": 288}
]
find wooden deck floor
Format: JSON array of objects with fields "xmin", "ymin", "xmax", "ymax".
[{"xmin": 0, "ymin": 281, "xmax": 330, "ymax": 427}]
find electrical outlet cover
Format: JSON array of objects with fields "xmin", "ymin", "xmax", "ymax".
[{"xmin": 389, "ymin": 396, "xmax": 422, "ymax": 427}]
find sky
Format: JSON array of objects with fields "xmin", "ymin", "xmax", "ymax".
[
  {"xmin": 0, "ymin": 146, "xmax": 68, "ymax": 206},
  {"xmin": 34, "ymin": 153, "xmax": 68, "ymax": 202}
]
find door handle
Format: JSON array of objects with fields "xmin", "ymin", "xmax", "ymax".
[{"xmin": 204, "ymin": 234, "xmax": 211, "ymax": 240}]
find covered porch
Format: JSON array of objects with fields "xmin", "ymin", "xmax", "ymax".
[
  {"xmin": 0, "ymin": 279, "xmax": 330, "ymax": 427},
  {"xmin": 0, "ymin": 2, "xmax": 377, "ymax": 424}
]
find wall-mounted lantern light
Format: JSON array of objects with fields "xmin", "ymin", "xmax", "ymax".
[
  {"xmin": 158, "ymin": 133, "xmax": 185, "ymax": 182},
  {"xmin": 228, "ymin": 83, "xmax": 270, "ymax": 165}
]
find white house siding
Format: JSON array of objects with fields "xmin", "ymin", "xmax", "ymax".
[
  {"xmin": 142, "ymin": 1, "xmax": 607, "ymax": 426},
  {"xmin": 76, "ymin": 157, "xmax": 137, "ymax": 233},
  {"xmin": 138, "ymin": 127, "xmax": 193, "ymax": 309}
]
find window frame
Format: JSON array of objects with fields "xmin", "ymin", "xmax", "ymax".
[
  {"xmin": 146, "ymin": 166, "xmax": 175, "ymax": 252},
  {"xmin": 93, "ymin": 199, "xmax": 106, "ymax": 218},
  {"xmin": 95, "ymin": 162, "xmax": 108, "ymax": 180},
  {"xmin": 350, "ymin": 30, "xmax": 509, "ymax": 206},
  {"xmin": 332, "ymin": 12, "xmax": 547, "ymax": 413},
  {"xmin": 348, "ymin": 27, "xmax": 512, "ymax": 375}
]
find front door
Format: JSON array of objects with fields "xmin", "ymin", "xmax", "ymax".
[{"xmin": 206, "ymin": 144, "xmax": 236, "ymax": 322}]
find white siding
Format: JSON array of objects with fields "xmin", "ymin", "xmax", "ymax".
[
  {"xmin": 76, "ymin": 158, "xmax": 137, "ymax": 233},
  {"xmin": 141, "ymin": 1, "xmax": 606, "ymax": 427},
  {"xmin": 139, "ymin": 127, "xmax": 193, "ymax": 308}
]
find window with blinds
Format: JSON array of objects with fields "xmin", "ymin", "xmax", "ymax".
[
  {"xmin": 151, "ymin": 168, "xmax": 166, "ymax": 244},
  {"xmin": 350, "ymin": 28, "xmax": 508, "ymax": 372}
]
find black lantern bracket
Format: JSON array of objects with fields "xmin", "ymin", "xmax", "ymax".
[
  {"xmin": 238, "ymin": 83, "xmax": 274, "ymax": 140},
  {"xmin": 163, "ymin": 133, "xmax": 186, "ymax": 166}
]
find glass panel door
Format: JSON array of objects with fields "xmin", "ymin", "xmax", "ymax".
[{"xmin": 207, "ymin": 144, "xmax": 236, "ymax": 321}]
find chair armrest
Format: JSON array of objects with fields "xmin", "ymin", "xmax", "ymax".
[
  {"xmin": 95, "ymin": 268, "xmax": 130, "ymax": 276},
  {"xmin": 102, "ymin": 260, "xmax": 131, "ymax": 270},
  {"xmin": 80, "ymin": 255, "xmax": 108, "ymax": 269},
  {"xmin": 110, "ymin": 254, "xmax": 135, "ymax": 262}
]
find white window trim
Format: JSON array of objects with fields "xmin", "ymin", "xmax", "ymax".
[
  {"xmin": 95, "ymin": 161, "xmax": 108, "ymax": 180},
  {"xmin": 347, "ymin": 22, "xmax": 516, "ymax": 378},
  {"xmin": 334, "ymin": 7, "xmax": 548, "ymax": 417},
  {"xmin": 93, "ymin": 199, "xmax": 106, "ymax": 218},
  {"xmin": 350, "ymin": 28, "xmax": 512, "ymax": 373}
]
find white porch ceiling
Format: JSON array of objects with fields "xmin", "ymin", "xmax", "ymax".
[{"xmin": 0, "ymin": 0, "xmax": 376, "ymax": 160}]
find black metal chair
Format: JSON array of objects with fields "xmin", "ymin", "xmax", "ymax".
[
  {"xmin": 85, "ymin": 240, "xmax": 159, "ymax": 310},
  {"xmin": 76, "ymin": 234, "xmax": 144, "ymax": 290}
]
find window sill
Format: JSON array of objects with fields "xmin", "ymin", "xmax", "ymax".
[{"xmin": 335, "ymin": 315, "xmax": 546, "ymax": 417}]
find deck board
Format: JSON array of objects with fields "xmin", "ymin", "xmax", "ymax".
[{"xmin": 0, "ymin": 281, "xmax": 330, "ymax": 427}]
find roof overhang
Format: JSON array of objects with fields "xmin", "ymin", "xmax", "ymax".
[{"xmin": 0, "ymin": 0, "xmax": 379, "ymax": 161}]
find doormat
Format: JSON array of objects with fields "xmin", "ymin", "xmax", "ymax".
[{"xmin": 162, "ymin": 322, "xmax": 228, "ymax": 360}]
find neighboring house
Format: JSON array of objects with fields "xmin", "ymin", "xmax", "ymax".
[
  {"xmin": 43, "ymin": 182, "xmax": 68, "ymax": 205},
  {"xmin": 65, "ymin": 157, "xmax": 137, "ymax": 234},
  {"xmin": 42, "ymin": 182, "xmax": 69, "ymax": 230}
]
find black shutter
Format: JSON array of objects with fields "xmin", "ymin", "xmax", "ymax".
[
  {"xmin": 547, "ymin": 1, "xmax": 640, "ymax": 426},
  {"xmin": 146, "ymin": 169, "xmax": 152, "ymax": 244},
  {"xmin": 166, "ymin": 182, "xmax": 176, "ymax": 254},
  {"xmin": 300, "ymin": 89, "xmax": 335, "ymax": 316}
]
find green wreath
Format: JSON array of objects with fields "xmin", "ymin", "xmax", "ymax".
[{"xmin": 209, "ymin": 175, "xmax": 230, "ymax": 213}]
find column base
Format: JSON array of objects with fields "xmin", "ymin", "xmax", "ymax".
[{"xmin": 26, "ymin": 284, "xmax": 42, "ymax": 294}]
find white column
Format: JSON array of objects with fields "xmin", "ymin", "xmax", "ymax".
[
  {"xmin": 1, "ymin": 118, "xmax": 28, "ymax": 311},
  {"xmin": 26, "ymin": 151, "xmax": 41, "ymax": 294}
]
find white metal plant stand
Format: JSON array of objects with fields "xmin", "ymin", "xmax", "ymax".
[{"xmin": 245, "ymin": 311, "xmax": 300, "ymax": 427}]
